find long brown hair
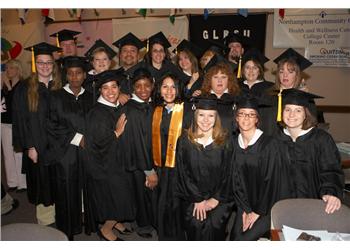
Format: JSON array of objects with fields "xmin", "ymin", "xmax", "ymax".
[
  {"xmin": 175, "ymin": 49, "xmax": 200, "ymax": 75},
  {"xmin": 201, "ymin": 62, "xmax": 240, "ymax": 96},
  {"xmin": 187, "ymin": 109, "xmax": 227, "ymax": 147},
  {"xmin": 27, "ymin": 56, "xmax": 61, "ymax": 112}
]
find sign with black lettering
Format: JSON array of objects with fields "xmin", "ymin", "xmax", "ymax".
[{"xmin": 189, "ymin": 14, "xmax": 267, "ymax": 53}]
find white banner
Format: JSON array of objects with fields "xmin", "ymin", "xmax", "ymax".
[
  {"xmin": 273, "ymin": 9, "xmax": 350, "ymax": 48},
  {"xmin": 305, "ymin": 46, "xmax": 350, "ymax": 67},
  {"xmin": 112, "ymin": 16, "xmax": 189, "ymax": 65}
]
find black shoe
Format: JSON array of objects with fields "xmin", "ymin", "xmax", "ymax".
[
  {"xmin": 137, "ymin": 231, "xmax": 153, "ymax": 238},
  {"xmin": 7, "ymin": 187, "xmax": 17, "ymax": 192},
  {"xmin": 97, "ymin": 229, "xmax": 124, "ymax": 241},
  {"xmin": 16, "ymin": 188, "xmax": 27, "ymax": 193}
]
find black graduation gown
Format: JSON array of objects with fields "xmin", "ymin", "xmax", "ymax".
[
  {"xmin": 118, "ymin": 99, "xmax": 155, "ymax": 227},
  {"xmin": 11, "ymin": 79, "xmax": 55, "ymax": 205},
  {"xmin": 276, "ymin": 127, "xmax": 344, "ymax": 200},
  {"xmin": 229, "ymin": 133, "xmax": 289, "ymax": 241},
  {"xmin": 47, "ymin": 88, "xmax": 93, "ymax": 237},
  {"xmin": 83, "ymin": 74, "xmax": 99, "ymax": 105},
  {"xmin": 175, "ymin": 133, "xmax": 233, "ymax": 241},
  {"xmin": 152, "ymin": 106, "xmax": 185, "ymax": 240},
  {"xmin": 118, "ymin": 62, "xmax": 148, "ymax": 96},
  {"xmin": 180, "ymin": 73, "xmax": 203, "ymax": 101},
  {"xmin": 211, "ymin": 93, "xmax": 238, "ymax": 136},
  {"xmin": 146, "ymin": 60, "xmax": 185, "ymax": 87},
  {"xmin": 85, "ymin": 103, "xmax": 136, "ymax": 224}
]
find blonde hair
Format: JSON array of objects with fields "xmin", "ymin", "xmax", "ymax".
[
  {"xmin": 187, "ymin": 109, "xmax": 227, "ymax": 147},
  {"xmin": 201, "ymin": 62, "xmax": 240, "ymax": 96},
  {"xmin": 200, "ymin": 50, "xmax": 215, "ymax": 69},
  {"xmin": 27, "ymin": 56, "xmax": 61, "ymax": 112},
  {"xmin": 6, "ymin": 59, "xmax": 24, "ymax": 80}
]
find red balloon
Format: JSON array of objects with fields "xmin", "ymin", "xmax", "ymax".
[{"xmin": 10, "ymin": 41, "xmax": 22, "ymax": 59}]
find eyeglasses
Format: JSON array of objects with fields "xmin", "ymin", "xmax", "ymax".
[
  {"xmin": 36, "ymin": 61, "xmax": 54, "ymax": 67},
  {"xmin": 237, "ymin": 112, "xmax": 257, "ymax": 118}
]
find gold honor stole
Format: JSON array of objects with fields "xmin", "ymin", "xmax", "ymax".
[{"xmin": 152, "ymin": 103, "xmax": 184, "ymax": 168}]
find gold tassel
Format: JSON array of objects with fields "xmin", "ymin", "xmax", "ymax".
[
  {"xmin": 146, "ymin": 39, "xmax": 149, "ymax": 53},
  {"xmin": 56, "ymin": 34, "xmax": 60, "ymax": 47},
  {"xmin": 31, "ymin": 47, "xmax": 36, "ymax": 73},
  {"xmin": 237, "ymin": 56, "xmax": 242, "ymax": 78},
  {"xmin": 277, "ymin": 90, "xmax": 282, "ymax": 122}
]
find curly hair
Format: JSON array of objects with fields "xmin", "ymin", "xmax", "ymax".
[{"xmin": 201, "ymin": 62, "xmax": 240, "ymax": 96}]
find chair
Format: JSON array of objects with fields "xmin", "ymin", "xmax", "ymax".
[
  {"xmin": 271, "ymin": 198, "xmax": 350, "ymax": 233},
  {"xmin": 1, "ymin": 223, "xmax": 68, "ymax": 241}
]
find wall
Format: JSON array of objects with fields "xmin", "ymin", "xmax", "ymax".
[{"xmin": 2, "ymin": 8, "xmax": 349, "ymax": 141}]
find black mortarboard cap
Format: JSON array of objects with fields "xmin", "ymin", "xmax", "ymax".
[
  {"xmin": 191, "ymin": 95, "xmax": 218, "ymax": 110},
  {"xmin": 204, "ymin": 39, "xmax": 227, "ymax": 56},
  {"xmin": 63, "ymin": 56, "xmax": 88, "ymax": 71},
  {"xmin": 282, "ymin": 88, "xmax": 323, "ymax": 108},
  {"xmin": 242, "ymin": 48, "xmax": 269, "ymax": 66},
  {"xmin": 112, "ymin": 32, "xmax": 145, "ymax": 50},
  {"xmin": 84, "ymin": 39, "xmax": 117, "ymax": 60},
  {"xmin": 24, "ymin": 42, "xmax": 62, "ymax": 56},
  {"xmin": 236, "ymin": 93, "xmax": 270, "ymax": 113},
  {"xmin": 173, "ymin": 39, "xmax": 203, "ymax": 58},
  {"xmin": 132, "ymin": 67, "xmax": 153, "ymax": 86},
  {"xmin": 203, "ymin": 54, "xmax": 230, "ymax": 73},
  {"xmin": 50, "ymin": 29, "xmax": 81, "ymax": 43},
  {"xmin": 273, "ymin": 48, "xmax": 313, "ymax": 71},
  {"xmin": 223, "ymin": 33, "xmax": 251, "ymax": 48},
  {"xmin": 147, "ymin": 31, "xmax": 171, "ymax": 49},
  {"xmin": 95, "ymin": 69, "xmax": 124, "ymax": 89}
]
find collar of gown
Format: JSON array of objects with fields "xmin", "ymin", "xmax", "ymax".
[
  {"xmin": 63, "ymin": 84, "xmax": 85, "ymax": 97},
  {"xmin": 238, "ymin": 128, "xmax": 263, "ymax": 149},
  {"xmin": 97, "ymin": 95, "xmax": 119, "ymax": 108},
  {"xmin": 131, "ymin": 93, "xmax": 151, "ymax": 103},
  {"xmin": 283, "ymin": 127, "xmax": 314, "ymax": 141}
]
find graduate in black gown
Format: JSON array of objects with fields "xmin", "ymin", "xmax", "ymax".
[
  {"xmin": 118, "ymin": 67, "xmax": 158, "ymax": 238},
  {"xmin": 174, "ymin": 39, "xmax": 204, "ymax": 101},
  {"xmin": 276, "ymin": 88, "xmax": 344, "ymax": 214},
  {"xmin": 85, "ymin": 70, "xmax": 135, "ymax": 241},
  {"xmin": 12, "ymin": 42, "xmax": 62, "ymax": 225},
  {"xmin": 144, "ymin": 32, "xmax": 184, "ymax": 89},
  {"xmin": 83, "ymin": 39, "xmax": 117, "ymax": 105},
  {"xmin": 47, "ymin": 56, "xmax": 93, "ymax": 240},
  {"xmin": 151, "ymin": 73, "xmax": 185, "ymax": 240},
  {"xmin": 229, "ymin": 95, "xmax": 288, "ymax": 241},
  {"xmin": 263, "ymin": 48, "xmax": 315, "ymax": 136},
  {"xmin": 195, "ymin": 62, "xmax": 240, "ymax": 136},
  {"xmin": 113, "ymin": 32, "xmax": 146, "ymax": 104},
  {"xmin": 175, "ymin": 97, "xmax": 233, "ymax": 241},
  {"xmin": 238, "ymin": 48, "xmax": 275, "ymax": 134},
  {"xmin": 49, "ymin": 29, "xmax": 81, "ymax": 84}
]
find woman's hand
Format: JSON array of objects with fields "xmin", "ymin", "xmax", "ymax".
[
  {"xmin": 242, "ymin": 211, "xmax": 260, "ymax": 232},
  {"xmin": 322, "ymin": 195, "xmax": 341, "ymax": 214},
  {"xmin": 118, "ymin": 93, "xmax": 130, "ymax": 105},
  {"xmin": 192, "ymin": 90, "xmax": 202, "ymax": 97},
  {"xmin": 145, "ymin": 173, "xmax": 158, "ymax": 190},
  {"xmin": 193, "ymin": 201, "xmax": 207, "ymax": 221},
  {"xmin": 205, "ymin": 198, "xmax": 219, "ymax": 211},
  {"xmin": 115, "ymin": 113, "xmax": 127, "ymax": 138},
  {"xmin": 28, "ymin": 147, "xmax": 38, "ymax": 163}
]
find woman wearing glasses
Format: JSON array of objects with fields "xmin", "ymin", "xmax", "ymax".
[
  {"xmin": 229, "ymin": 95, "xmax": 288, "ymax": 241},
  {"xmin": 12, "ymin": 42, "xmax": 62, "ymax": 226}
]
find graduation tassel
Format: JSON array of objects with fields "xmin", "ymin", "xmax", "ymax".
[
  {"xmin": 56, "ymin": 33, "xmax": 60, "ymax": 47},
  {"xmin": 277, "ymin": 90, "xmax": 282, "ymax": 122},
  {"xmin": 31, "ymin": 47, "xmax": 36, "ymax": 73},
  {"xmin": 236, "ymin": 56, "xmax": 242, "ymax": 78},
  {"xmin": 146, "ymin": 39, "xmax": 149, "ymax": 53}
]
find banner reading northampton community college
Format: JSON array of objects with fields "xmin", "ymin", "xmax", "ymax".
[
  {"xmin": 189, "ymin": 14, "xmax": 267, "ymax": 53},
  {"xmin": 273, "ymin": 9, "xmax": 350, "ymax": 67}
]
